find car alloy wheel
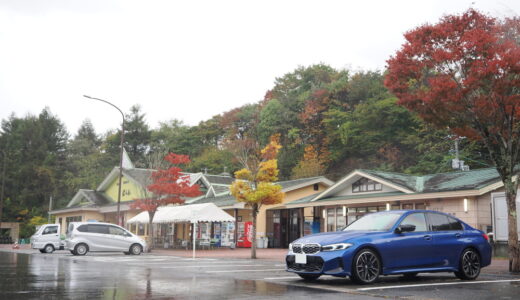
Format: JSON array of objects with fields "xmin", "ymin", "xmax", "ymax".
[
  {"xmin": 352, "ymin": 249, "xmax": 381, "ymax": 284},
  {"xmin": 455, "ymin": 248, "xmax": 480, "ymax": 280},
  {"xmin": 130, "ymin": 244, "xmax": 142, "ymax": 255},
  {"xmin": 74, "ymin": 244, "xmax": 88, "ymax": 256},
  {"xmin": 44, "ymin": 245, "xmax": 54, "ymax": 254}
]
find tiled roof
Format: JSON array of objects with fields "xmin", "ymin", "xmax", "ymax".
[
  {"xmin": 277, "ymin": 176, "xmax": 328, "ymax": 190},
  {"xmin": 124, "ymin": 168, "xmax": 155, "ymax": 187},
  {"xmin": 203, "ymin": 174, "xmax": 235, "ymax": 185},
  {"xmin": 191, "ymin": 194, "xmax": 237, "ymax": 207},
  {"xmin": 360, "ymin": 167, "xmax": 501, "ymax": 193},
  {"xmin": 82, "ymin": 189, "xmax": 111, "ymax": 206},
  {"xmin": 213, "ymin": 185, "xmax": 230, "ymax": 195}
]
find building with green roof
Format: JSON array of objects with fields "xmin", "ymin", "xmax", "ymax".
[{"xmin": 286, "ymin": 167, "xmax": 506, "ymax": 234}]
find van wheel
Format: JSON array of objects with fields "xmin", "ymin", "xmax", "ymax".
[
  {"xmin": 70, "ymin": 250, "xmax": 75, "ymax": 255},
  {"xmin": 44, "ymin": 244, "xmax": 55, "ymax": 254},
  {"xmin": 74, "ymin": 243, "xmax": 88, "ymax": 256},
  {"xmin": 130, "ymin": 244, "xmax": 142, "ymax": 255},
  {"xmin": 455, "ymin": 248, "xmax": 481, "ymax": 280}
]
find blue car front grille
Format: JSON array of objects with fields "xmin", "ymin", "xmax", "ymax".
[{"xmin": 292, "ymin": 243, "xmax": 320, "ymax": 254}]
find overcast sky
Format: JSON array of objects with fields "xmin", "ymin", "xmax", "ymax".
[{"xmin": 1, "ymin": 0, "xmax": 518, "ymax": 135}]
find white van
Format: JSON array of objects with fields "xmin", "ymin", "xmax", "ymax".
[
  {"xmin": 30, "ymin": 224, "xmax": 64, "ymax": 253},
  {"xmin": 66, "ymin": 222, "xmax": 147, "ymax": 255}
]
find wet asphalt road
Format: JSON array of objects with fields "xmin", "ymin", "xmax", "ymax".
[{"xmin": 1, "ymin": 250, "xmax": 520, "ymax": 299}]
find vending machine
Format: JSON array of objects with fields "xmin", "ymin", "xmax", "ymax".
[{"xmin": 237, "ymin": 221, "xmax": 253, "ymax": 248}]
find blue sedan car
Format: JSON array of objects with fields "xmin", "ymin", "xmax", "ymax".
[{"xmin": 286, "ymin": 210, "xmax": 491, "ymax": 284}]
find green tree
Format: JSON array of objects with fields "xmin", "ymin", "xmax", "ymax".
[{"xmin": 124, "ymin": 105, "xmax": 151, "ymax": 165}]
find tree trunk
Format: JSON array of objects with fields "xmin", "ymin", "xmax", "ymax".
[
  {"xmin": 251, "ymin": 203, "xmax": 258, "ymax": 259},
  {"xmin": 504, "ymin": 180, "xmax": 520, "ymax": 272},
  {"xmin": 148, "ymin": 211, "xmax": 155, "ymax": 253}
]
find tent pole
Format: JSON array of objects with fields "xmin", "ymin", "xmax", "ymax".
[{"xmin": 192, "ymin": 222, "xmax": 196, "ymax": 259}]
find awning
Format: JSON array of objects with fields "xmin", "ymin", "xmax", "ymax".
[{"xmin": 127, "ymin": 203, "xmax": 235, "ymax": 224}]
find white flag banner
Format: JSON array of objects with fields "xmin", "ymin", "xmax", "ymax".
[{"xmin": 122, "ymin": 147, "xmax": 135, "ymax": 169}]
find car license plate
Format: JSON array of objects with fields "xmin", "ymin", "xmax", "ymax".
[{"xmin": 295, "ymin": 253, "xmax": 307, "ymax": 264}]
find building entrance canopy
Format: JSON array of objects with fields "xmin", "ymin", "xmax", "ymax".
[{"xmin": 127, "ymin": 203, "xmax": 235, "ymax": 224}]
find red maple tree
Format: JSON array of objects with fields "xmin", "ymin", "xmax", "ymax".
[
  {"xmin": 131, "ymin": 153, "xmax": 202, "ymax": 250},
  {"xmin": 385, "ymin": 9, "xmax": 520, "ymax": 271}
]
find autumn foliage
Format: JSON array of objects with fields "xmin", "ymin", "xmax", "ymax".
[
  {"xmin": 230, "ymin": 135, "xmax": 284, "ymax": 258},
  {"xmin": 131, "ymin": 153, "xmax": 201, "ymax": 212},
  {"xmin": 130, "ymin": 153, "xmax": 202, "ymax": 250},
  {"xmin": 385, "ymin": 9, "xmax": 520, "ymax": 271}
]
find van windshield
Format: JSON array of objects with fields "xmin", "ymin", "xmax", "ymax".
[{"xmin": 34, "ymin": 226, "xmax": 44, "ymax": 235}]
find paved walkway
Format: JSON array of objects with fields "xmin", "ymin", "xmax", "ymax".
[{"xmin": 152, "ymin": 247, "xmax": 288, "ymax": 260}]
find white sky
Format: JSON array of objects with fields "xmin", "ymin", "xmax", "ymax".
[{"xmin": 0, "ymin": 0, "xmax": 518, "ymax": 135}]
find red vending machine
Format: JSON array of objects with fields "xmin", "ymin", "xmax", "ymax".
[{"xmin": 237, "ymin": 221, "xmax": 253, "ymax": 248}]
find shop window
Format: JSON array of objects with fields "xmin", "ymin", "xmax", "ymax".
[
  {"xmin": 138, "ymin": 224, "xmax": 145, "ymax": 235},
  {"xmin": 415, "ymin": 203, "xmax": 426, "ymax": 210},
  {"xmin": 336, "ymin": 207, "xmax": 346, "ymax": 230},
  {"xmin": 402, "ymin": 203, "xmax": 414, "ymax": 210},
  {"xmin": 391, "ymin": 204, "xmax": 400, "ymax": 210},
  {"xmin": 377, "ymin": 206, "xmax": 386, "ymax": 211},
  {"xmin": 327, "ymin": 208, "xmax": 335, "ymax": 232},
  {"xmin": 368, "ymin": 206, "xmax": 378, "ymax": 212},
  {"xmin": 352, "ymin": 178, "xmax": 383, "ymax": 193}
]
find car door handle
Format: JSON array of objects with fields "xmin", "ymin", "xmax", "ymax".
[{"xmin": 424, "ymin": 235, "xmax": 432, "ymax": 241}]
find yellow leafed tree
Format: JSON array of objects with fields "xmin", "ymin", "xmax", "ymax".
[{"xmin": 230, "ymin": 135, "xmax": 284, "ymax": 259}]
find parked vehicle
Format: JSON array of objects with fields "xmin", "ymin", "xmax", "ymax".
[
  {"xmin": 286, "ymin": 210, "xmax": 492, "ymax": 284},
  {"xmin": 30, "ymin": 224, "xmax": 64, "ymax": 253},
  {"xmin": 66, "ymin": 222, "xmax": 147, "ymax": 256}
]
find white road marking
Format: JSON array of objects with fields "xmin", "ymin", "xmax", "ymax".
[
  {"xmin": 263, "ymin": 276, "xmax": 300, "ymax": 280},
  {"xmin": 160, "ymin": 264, "xmax": 271, "ymax": 268},
  {"xmin": 206, "ymin": 269, "xmax": 285, "ymax": 273},
  {"xmin": 357, "ymin": 279, "xmax": 520, "ymax": 291}
]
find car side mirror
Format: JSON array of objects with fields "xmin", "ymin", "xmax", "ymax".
[{"xmin": 395, "ymin": 224, "xmax": 416, "ymax": 234}]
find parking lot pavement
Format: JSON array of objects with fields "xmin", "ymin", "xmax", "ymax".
[
  {"xmin": 53, "ymin": 250, "xmax": 520, "ymax": 298},
  {"xmin": 3, "ymin": 247, "xmax": 520, "ymax": 299}
]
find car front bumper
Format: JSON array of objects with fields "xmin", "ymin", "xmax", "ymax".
[{"xmin": 286, "ymin": 249, "xmax": 354, "ymax": 277}]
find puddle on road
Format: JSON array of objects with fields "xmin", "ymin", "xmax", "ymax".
[{"xmin": 0, "ymin": 252, "xmax": 336, "ymax": 299}]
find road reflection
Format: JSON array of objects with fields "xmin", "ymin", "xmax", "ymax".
[{"xmin": 0, "ymin": 252, "xmax": 305, "ymax": 299}]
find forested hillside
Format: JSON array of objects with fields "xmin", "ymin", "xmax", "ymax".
[{"xmin": 0, "ymin": 64, "xmax": 491, "ymax": 236}]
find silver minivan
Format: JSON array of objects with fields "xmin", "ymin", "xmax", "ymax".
[{"xmin": 66, "ymin": 222, "xmax": 146, "ymax": 256}]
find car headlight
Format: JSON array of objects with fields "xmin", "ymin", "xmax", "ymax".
[
  {"xmin": 321, "ymin": 243, "xmax": 353, "ymax": 251},
  {"xmin": 288, "ymin": 243, "xmax": 293, "ymax": 251}
]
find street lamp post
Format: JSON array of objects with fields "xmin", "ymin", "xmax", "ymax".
[
  {"xmin": 83, "ymin": 95, "xmax": 125, "ymax": 226},
  {"xmin": 0, "ymin": 150, "xmax": 6, "ymax": 231}
]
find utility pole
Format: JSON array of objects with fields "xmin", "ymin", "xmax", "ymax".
[{"xmin": 48, "ymin": 196, "xmax": 53, "ymax": 223}]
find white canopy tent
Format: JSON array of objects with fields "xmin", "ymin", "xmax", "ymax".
[{"xmin": 127, "ymin": 203, "xmax": 235, "ymax": 258}]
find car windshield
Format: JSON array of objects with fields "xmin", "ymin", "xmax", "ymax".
[{"xmin": 344, "ymin": 212, "xmax": 404, "ymax": 231}]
